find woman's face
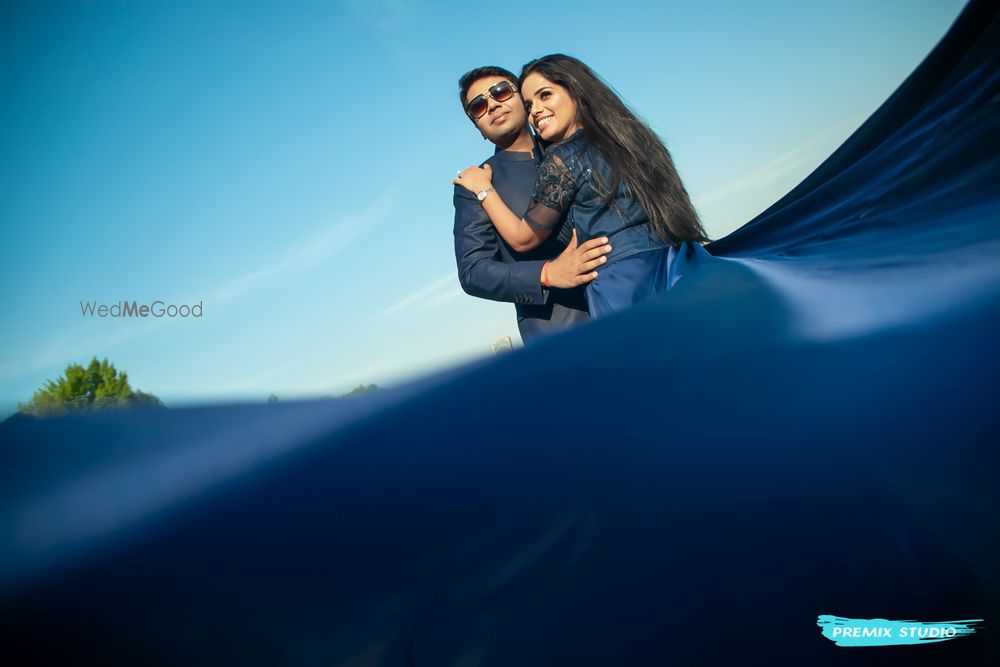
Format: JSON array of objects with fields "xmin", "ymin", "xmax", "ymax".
[{"xmin": 520, "ymin": 72, "xmax": 580, "ymax": 143}]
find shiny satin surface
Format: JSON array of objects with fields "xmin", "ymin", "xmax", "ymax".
[{"xmin": 2, "ymin": 1, "xmax": 999, "ymax": 664}]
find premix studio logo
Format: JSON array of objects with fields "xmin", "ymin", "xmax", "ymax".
[{"xmin": 817, "ymin": 615, "xmax": 982, "ymax": 647}]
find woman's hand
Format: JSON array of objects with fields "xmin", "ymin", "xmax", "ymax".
[{"xmin": 453, "ymin": 164, "xmax": 494, "ymax": 194}]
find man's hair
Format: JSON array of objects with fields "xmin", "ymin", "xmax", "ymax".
[{"xmin": 458, "ymin": 66, "xmax": 518, "ymax": 114}]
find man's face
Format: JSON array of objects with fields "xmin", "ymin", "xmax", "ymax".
[{"xmin": 465, "ymin": 76, "xmax": 528, "ymax": 144}]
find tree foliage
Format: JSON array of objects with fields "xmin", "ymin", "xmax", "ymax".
[
  {"xmin": 341, "ymin": 384, "xmax": 378, "ymax": 398},
  {"xmin": 17, "ymin": 357, "xmax": 163, "ymax": 417}
]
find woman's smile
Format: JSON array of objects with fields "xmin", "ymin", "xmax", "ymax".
[{"xmin": 521, "ymin": 72, "xmax": 580, "ymax": 143}]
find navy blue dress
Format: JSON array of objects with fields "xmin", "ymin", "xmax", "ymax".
[{"xmin": 525, "ymin": 129, "xmax": 706, "ymax": 318}]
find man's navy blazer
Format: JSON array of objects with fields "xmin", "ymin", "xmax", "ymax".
[{"xmin": 453, "ymin": 146, "xmax": 589, "ymax": 341}]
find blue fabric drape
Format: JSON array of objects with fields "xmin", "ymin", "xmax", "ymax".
[{"xmin": 2, "ymin": 1, "xmax": 998, "ymax": 663}]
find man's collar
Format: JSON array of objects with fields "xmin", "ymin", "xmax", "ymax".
[{"xmin": 492, "ymin": 131, "xmax": 544, "ymax": 163}]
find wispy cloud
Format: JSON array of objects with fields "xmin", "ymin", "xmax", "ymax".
[
  {"xmin": 419, "ymin": 286, "xmax": 464, "ymax": 309},
  {"xmin": 194, "ymin": 358, "xmax": 303, "ymax": 396},
  {"xmin": 346, "ymin": 0, "xmax": 415, "ymax": 32},
  {"xmin": 0, "ymin": 317, "xmax": 170, "ymax": 385},
  {"xmin": 207, "ymin": 185, "xmax": 400, "ymax": 305},
  {"xmin": 0, "ymin": 183, "xmax": 405, "ymax": 386},
  {"xmin": 696, "ymin": 121, "xmax": 853, "ymax": 207},
  {"xmin": 376, "ymin": 271, "xmax": 463, "ymax": 318}
]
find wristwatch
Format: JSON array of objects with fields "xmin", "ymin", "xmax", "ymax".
[{"xmin": 477, "ymin": 187, "xmax": 495, "ymax": 202}]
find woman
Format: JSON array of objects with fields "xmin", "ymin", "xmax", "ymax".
[{"xmin": 454, "ymin": 54, "xmax": 710, "ymax": 318}]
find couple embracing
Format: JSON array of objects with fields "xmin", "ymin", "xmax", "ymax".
[{"xmin": 453, "ymin": 55, "xmax": 710, "ymax": 341}]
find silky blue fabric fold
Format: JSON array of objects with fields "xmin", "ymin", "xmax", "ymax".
[
  {"xmin": 584, "ymin": 241, "xmax": 717, "ymax": 318},
  {"xmin": 2, "ymin": 1, "xmax": 999, "ymax": 664}
]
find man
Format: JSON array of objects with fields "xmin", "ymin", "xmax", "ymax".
[{"xmin": 453, "ymin": 66, "xmax": 611, "ymax": 342}]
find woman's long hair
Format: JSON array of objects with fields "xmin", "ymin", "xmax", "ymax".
[{"xmin": 520, "ymin": 55, "xmax": 709, "ymax": 244}]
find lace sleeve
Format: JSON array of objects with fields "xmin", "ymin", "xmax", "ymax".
[
  {"xmin": 532, "ymin": 153, "xmax": 581, "ymax": 218},
  {"xmin": 523, "ymin": 200, "xmax": 562, "ymax": 232}
]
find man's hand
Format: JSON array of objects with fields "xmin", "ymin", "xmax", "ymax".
[{"xmin": 543, "ymin": 230, "xmax": 612, "ymax": 288}]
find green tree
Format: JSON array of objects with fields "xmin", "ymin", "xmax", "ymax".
[
  {"xmin": 340, "ymin": 384, "xmax": 378, "ymax": 398},
  {"xmin": 17, "ymin": 357, "xmax": 163, "ymax": 417}
]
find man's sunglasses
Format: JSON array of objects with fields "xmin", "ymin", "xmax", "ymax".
[{"xmin": 466, "ymin": 80, "xmax": 518, "ymax": 120}]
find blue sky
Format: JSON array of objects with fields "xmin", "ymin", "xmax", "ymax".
[{"xmin": 0, "ymin": 0, "xmax": 967, "ymax": 415}]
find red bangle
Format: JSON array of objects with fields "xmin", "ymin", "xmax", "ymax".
[{"xmin": 541, "ymin": 261, "xmax": 551, "ymax": 288}]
